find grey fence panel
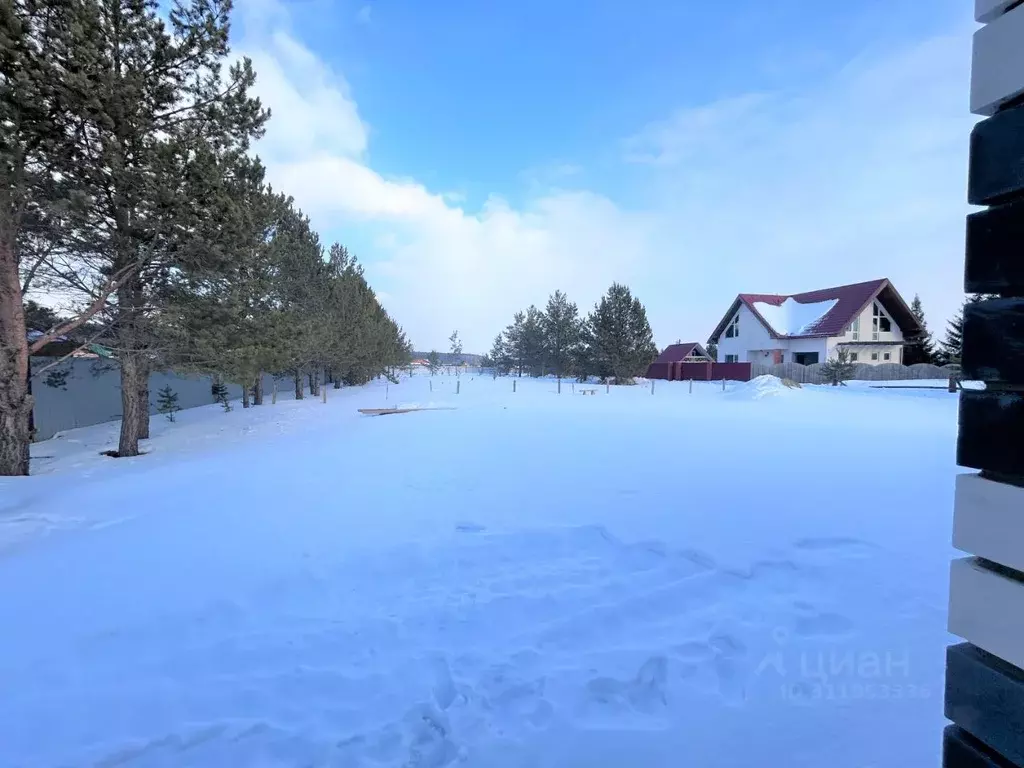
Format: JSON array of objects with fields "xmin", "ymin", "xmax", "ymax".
[
  {"xmin": 30, "ymin": 358, "xmax": 285, "ymax": 440},
  {"xmin": 748, "ymin": 361, "xmax": 958, "ymax": 386}
]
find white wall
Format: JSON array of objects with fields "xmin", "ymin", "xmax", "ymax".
[
  {"xmin": 716, "ymin": 303, "xmax": 777, "ymax": 362},
  {"xmin": 826, "ymin": 343, "xmax": 903, "ymax": 364},
  {"xmin": 836, "ymin": 301, "xmax": 905, "ymax": 345}
]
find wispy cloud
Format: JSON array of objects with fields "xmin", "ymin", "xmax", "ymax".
[
  {"xmin": 237, "ymin": 0, "xmax": 974, "ymax": 352},
  {"xmin": 356, "ymin": 5, "xmax": 372, "ymax": 25}
]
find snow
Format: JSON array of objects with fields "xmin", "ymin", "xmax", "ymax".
[
  {"xmin": 753, "ymin": 298, "xmax": 838, "ymax": 336},
  {"xmin": 0, "ymin": 375, "xmax": 960, "ymax": 767}
]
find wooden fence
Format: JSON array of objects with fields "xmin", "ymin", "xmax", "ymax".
[{"xmin": 749, "ymin": 362, "xmax": 959, "ymax": 384}]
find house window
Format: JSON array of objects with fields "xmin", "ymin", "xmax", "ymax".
[
  {"xmin": 724, "ymin": 354, "xmax": 739, "ymax": 363},
  {"xmin": 725, "ymin": 314, "xmax": 740, "ymax": 339},
  {"xmin": 793, "ymin": 352, "xmax": 819, "ymax": 365},
  {"xmin": 849, "ymin": 352, "xmax": 858, "ymax": 362},
  {"xmin": 850, "ymin": 317, "xmax": 860, "ymax": 341},
  {"xmin": 872, "ymin": 302, "xmax": 892, "ymax": 340},
  {"xmin": 871, "ymin": 352, "xmax": 879, "ymax": 361}
]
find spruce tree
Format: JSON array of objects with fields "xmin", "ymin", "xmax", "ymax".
[
  {"xmin": 940, "ymin": 310, "xmax": 961, "ymax": 365},
  {"xmin": 427, "ymin": 350, "xmax": 441, "ymax": 375},
  {"xmin": 820, "ymin": 348, "xmax": 857, "ymax": 386},
  {"xmin": 903, "ymin": 294, "xmax": 937, "ymax": 365},
  {"xmin": 542, "ymin": 290, "xmax": 582, "ymax": 379},
  {"xmin": 585, "ymin": 283, "xmax": 658, "ymax": 383},
  {"xmin": 157, "ymin": 385, "xmax": 180, "ymax": 422}
]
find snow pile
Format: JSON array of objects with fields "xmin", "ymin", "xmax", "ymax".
[
  {"xmin": 0, "ymin": 374, "xmax": 961, "ymax": 767},
  {"xmin": 753, "ymin": 297, "xmax": 838, "ymax": 336},
  {"xmin": 725, "ymin": 374, "xmax": 797, "ymax": 400}
]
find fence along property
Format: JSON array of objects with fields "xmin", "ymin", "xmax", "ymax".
[{"xmin": 749, "ymin": 362, "xmax": 959, "ymax": 384}]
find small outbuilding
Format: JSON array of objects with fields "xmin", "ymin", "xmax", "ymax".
[{"xmin": 646, "ymin": 342, "xmax": 713, "ymax": 379}]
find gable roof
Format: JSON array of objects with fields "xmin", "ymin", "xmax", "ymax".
[
  {"xmin": 652, "ymin": 342, "xmax": 712, "ymax": 364},
  {"xmin": 708, "ymin": 279, "xmax": 923, "ymax": 342}
]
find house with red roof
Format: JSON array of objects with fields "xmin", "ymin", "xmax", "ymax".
[
  {"xmin": 645, "ymin": 342, "xmax": 715, "ymax": 379},
  {"xmin": 707, "ymin": 278, "xmax": 923, "ymax": 367}
]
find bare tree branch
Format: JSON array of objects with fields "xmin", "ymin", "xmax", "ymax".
[
  {"xmin": 30, "ymin": 324, "xmax": 113, "ymax": 378},
  {"xmin": 28, "ymin": 261, "xmax": 138, "ymax": 354}
]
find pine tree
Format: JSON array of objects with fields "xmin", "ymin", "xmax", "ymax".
[
  {"xmin": 820, "ymin": 348, "xmax": 857, "ymax": 386},
  {"xmin": 449, "ymin": 330, "xmax": 463, "ymax": 374},
  {"xmin": 488, "ymin": 333, "xmax": 509, "ymax": 374},
  {"xmin": 542, "ymin": 290, "xmax": 582, "ymax": 379},
  {"xmin": 157, "ymin": 386, "xmax": 180, "ymax": 422},
  {"xmin": 0, "ymin": 0, "xmax": 97, "ymax": 475},
  {"xmin": 427, "ymin": 350, "xmax": 441, "ymax": 375},
  {"xmin": 585, "ymin": 283, "xmax": 658, "ymax": 383},
  {"xmin": 707, "ymin": 341, "xmax": 719, "ymax": 361},
  {"xmin": 521, "ymin": 306, "xmax": 546, "ymax": 376},
  {"xmin": 903, "ymin": 294, "xmax": 937, "ymax": 365},
  {"xmin": 36, "ymin": 0, "xmax": 268, "ymax": 458},
  {"xmin": 504, "ymin": 312, "xmax": 527, "ymax": 376}
]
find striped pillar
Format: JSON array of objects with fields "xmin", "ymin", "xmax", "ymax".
[{"xmin": 945, "ymin": 2, "xmax": 1024, "ymax": 766}]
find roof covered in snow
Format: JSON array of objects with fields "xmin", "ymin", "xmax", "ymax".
[{"xmin": 708, "ymin": 279, "xmax": 923, "ymax": 342}]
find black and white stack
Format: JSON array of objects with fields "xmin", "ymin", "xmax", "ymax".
[{"xmin": 945, "ymin": 1, "xmax": 1024, "ymax": 766}]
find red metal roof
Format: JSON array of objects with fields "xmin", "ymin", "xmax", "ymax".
[
  {"xmin": 709, "ymin": 279, "xmax": 922, "ymax": 342},
  {"xmin": 652, "ymin": 342, "xmax": 711, "ymax": 364}
]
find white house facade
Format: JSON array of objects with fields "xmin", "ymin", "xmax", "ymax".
[{"xmin": 708, "ymin": 279, "xmax": 921, "ymax": 366}]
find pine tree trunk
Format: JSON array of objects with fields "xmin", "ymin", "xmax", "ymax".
[
  {"xmin": 294, "ymin": 370, "xmax": 304, "ymax": 400},
  {"xmin": 309, "ymin": 370, "xmax": 320, "ymax": 397},
  {"xmin": 333, "ymin": 378, "xmax": 341, "ymax": 389},
  {"xmin": 116, "ymin": 279, "xmax": 144, "ymax": 458},
  {"xmin": 137, "ymin": 368, "xmax": 150, "ymax": 439},
  {"xmin": 253, "ymin": 375, "xmax": 263, "ymax": 406},
  {"xmin": 118, "ymin": 351, "xmax": 144, "ymax": 457},
  {"xmin": 242, "ymin": 383, "xmax": 250, "ymax": 408},
  {"xmin": 0, "ymin": 237, "xmax": 32, "ymax": 475}
]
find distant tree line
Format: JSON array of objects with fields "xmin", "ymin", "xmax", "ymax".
[
  {"xmin": 484, "ymin": 284, "xmax": 658, "ymax": 383},
  {"xmin": 0, "ymin": 0, "xmax": 409, "ymax": 475}
]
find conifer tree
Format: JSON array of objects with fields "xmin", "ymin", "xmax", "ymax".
[
  {"xmin": 37, "ymin": 0, "xmax": 268, "ymax": 458},
  {"xmin": 903, "ymin": 294, "xmax": 937, "ymax": 365},
  {"xmin": 584, "ymin": 283, "xmax": 658, "ymax": 383},
  {"xmin": 542, "ymin": 290, "xmax": 582, "ymax": 379}
]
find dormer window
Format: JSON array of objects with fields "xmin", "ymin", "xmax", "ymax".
[{"xmin": 725, "ymin": 314, "xmax": 740, "ymax": 338}]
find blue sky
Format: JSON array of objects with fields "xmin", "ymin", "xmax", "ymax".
[{"xmin": 237, "ymin": 0, "xmax": 976, "ymax": 352}]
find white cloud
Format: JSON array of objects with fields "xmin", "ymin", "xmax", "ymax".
[
  {"xmin": 239, "ymin": 0, "xmax": 975, "ymax": 353},
  {"xmin": 622, "ymin": 29, "xmax": 975, "ymax": 345},
  {"xmin": 356, "ymin": 5, "xmax": 372, "ymax": 25}
]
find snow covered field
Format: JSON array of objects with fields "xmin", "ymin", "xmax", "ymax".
[{"xmin": 0, "ymin": 375, "xmax": 960, "ymax": 767}]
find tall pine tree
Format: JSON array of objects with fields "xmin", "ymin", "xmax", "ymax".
[
  {"xmin": 542, "ymin": 289, "xmax": 582, "ymax": 379},
  {"xmin": 41, "ymin": 0, "xmax": 268, "ymax": 457},
  {"xmin": 584, "ymin": 283, "xmax": 658, "ymax": 383}
]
